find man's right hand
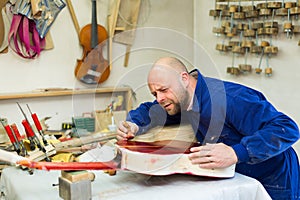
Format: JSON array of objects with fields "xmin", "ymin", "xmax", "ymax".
[{"xmin": 117, "ymin": 121, "xmax": 139, "ymax": 141}]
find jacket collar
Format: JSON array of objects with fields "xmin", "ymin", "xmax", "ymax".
[{"xmin": 189, "ymin": 69, "xmax": 207, "ymax": 113}]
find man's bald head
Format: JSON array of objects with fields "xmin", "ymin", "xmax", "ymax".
[
  {"xmin": 148, "ymin": 57, "xmax": 188, "ymax": 84},
  {"xmin": 152, "ymin": 57, "xmax": 188, "ymax": 74}
]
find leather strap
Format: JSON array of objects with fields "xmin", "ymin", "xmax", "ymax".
[{"xmin": 8, "ymin": 13, "xmax": 45, "ymax": 59}]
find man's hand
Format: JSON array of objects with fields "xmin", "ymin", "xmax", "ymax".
[
  {"xmin": 188, "ymin": 143, "xmax": 238, "ymax": 169},
  {"xmin": 117, "ymin": 121, "xmax": 139, "ymax": 141}
]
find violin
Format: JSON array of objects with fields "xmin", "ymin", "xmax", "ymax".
[{"xmin": 74, "ymin": 0, "xmax": 110, "ymax": 84}]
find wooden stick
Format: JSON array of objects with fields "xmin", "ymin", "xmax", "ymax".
[
  {"xmin": 66, "ymin": 0, "xmax": 81, "ymax": 37},
  {"xmin": 124, "ymin": 45, "xmax": 131, "ymax": 67},
  {"xmin": 52, "ymin": 132, "xmax": 117, "ymax": 152}
]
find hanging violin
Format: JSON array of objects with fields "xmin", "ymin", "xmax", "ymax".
[{"xmin": 74, "ymin": 0, "xmax": 110, "ymax": 84}]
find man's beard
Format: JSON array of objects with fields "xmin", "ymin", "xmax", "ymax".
[
  {"xmin": 165, "ymin": 101, "xmax": 181, "ymax": 115},
  {"xmin": 162, "ymin": 90, "xmax": 190, "ymax": 115}
]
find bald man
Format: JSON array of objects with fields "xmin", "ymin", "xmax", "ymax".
[{"xmin": 117, "ymin": 57, "xmax": 300, "ymax": 200}]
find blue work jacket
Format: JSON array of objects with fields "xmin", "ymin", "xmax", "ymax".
[{"xmin": 127, "ymin": 69, "xmax": 300, "ymax": 200}]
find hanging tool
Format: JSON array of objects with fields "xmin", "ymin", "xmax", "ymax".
[
  {"xmin": 17, "ymin": 102, "xmax": 51, "ymax": 162},
  {"xmin": 212, "ymin": 9, "xmax": 225, "ymax": 36},
  {"xmin": 109, "ymin": 0, "xmax": 141, "ymax": 67},
  {"xmin": 264, "ymin": 54, "xmax": 272, "ymax": 77},
  {"xmin": 239, "ymin": 41, "xmax": 252, "ymax": 74},
  {"xmin": 26, "ymin": 104, "xmax": 48, "ymax": 146},
  {"xmin": 255, "ymin": 41, "xmax": 266, "ymax": 74},
  {"xmin": 283, "ymin": 4, "xmax": 293, "ymax": 39}
]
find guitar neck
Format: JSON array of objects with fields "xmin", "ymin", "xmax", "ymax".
[{"xmin": 91, "ymin": 0, "xmax": 98, "ymax": 49}]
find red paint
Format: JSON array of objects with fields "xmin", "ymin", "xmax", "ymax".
[
  {"xmin": 117, "ymin": 140, "xmax": 199, "ymax": 155},
  {"xmin": 150, "ymin": 158, "xmax": 157, "ymax": 164}
]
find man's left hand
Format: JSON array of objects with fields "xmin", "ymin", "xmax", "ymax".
[{"xmin": 188, "ymin": 143, "xmax": 238, "ymax": 169}]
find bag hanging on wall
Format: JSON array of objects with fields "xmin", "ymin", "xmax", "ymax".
[
  {"xmin": 8, "ymin": 12, "xmax": 45, "ymax": 59},
  {"xmin": 30, "ymin": 0, "xmax": 66, "ymax": 38},
  {"xmin": 7, "ymin": 0, "xmax": 65, "ymax": 59}
]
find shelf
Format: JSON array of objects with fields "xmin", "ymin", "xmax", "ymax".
[
  {"xmin": 0, "ymin": 87, "xmax": 133, "ymax": 112},
  {"xmin": 216, "ymin": 0, "xmax": 272, "ymax": 2}
]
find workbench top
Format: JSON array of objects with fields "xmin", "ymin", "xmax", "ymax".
[{"xmin": 0, "ymin": 166, "xmax": 271, "ymax": 200}]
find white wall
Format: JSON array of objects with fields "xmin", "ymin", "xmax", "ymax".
[
  {"xmin": 194, "ymin": 1, "xmax": 300, "ymax": 155},
  {"xmin": 0, "ymin": 0, "xmax": 299, "ymax": 156},
  {"xmin": 0, "ymin": 0, "xmax": 194, "ymax": 129}
]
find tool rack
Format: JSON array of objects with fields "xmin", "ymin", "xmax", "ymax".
[{"xmin": 209, "ymin": 0, "xmax": 300, "ymax": 76}]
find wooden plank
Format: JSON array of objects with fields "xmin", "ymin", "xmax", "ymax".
[
  {"xmin": 113, "ymin": 0, "xmax": 141, "ymax": 45},
  {"xmin": 216, "ymin": 0, "xmax": 272, "ymax": 2},
  {"xmin": 52, "ymin": 132, "xmax": 117, "ymax": 152},
  {"xmin": 132, "ymin": 124, "xmax": 197, "ymax": 143},
  {"xmin": 0, "ymin": 87, "xmax": 132, "ymax": 100},
  {"xmin": 107, "ymin": 0, "xmax": 121, "ymax": 71},
  {"xmin": 107, "ymin": 0, "xmax": 121, "ymax": 37}
]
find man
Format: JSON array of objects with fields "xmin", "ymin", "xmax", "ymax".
[{"xmin": 117, "ymin": 57, "xmax": 300, "ymax": 199}]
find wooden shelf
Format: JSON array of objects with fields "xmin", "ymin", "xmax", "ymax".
[
  {"xmin": 216, "ymin": 0, "xmax": 271, "ymax": 2},
  {"xmin": 0, "ymin": 87, "xmax": 133, "ymax": 112}
]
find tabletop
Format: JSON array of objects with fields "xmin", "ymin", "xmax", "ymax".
[{"xmin": 0, "ymin": 166, "xmax": 271, "ymax": 200}]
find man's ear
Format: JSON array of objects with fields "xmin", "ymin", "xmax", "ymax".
[{"xmin": 180, "ymin": 72, "xmax": 190, "ymax": 87}]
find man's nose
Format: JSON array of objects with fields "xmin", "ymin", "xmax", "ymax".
[{"xmin": 156, "ymin": 92, "xmax": 165, "ymax": 103}]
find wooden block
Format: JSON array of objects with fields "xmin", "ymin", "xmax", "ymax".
[{"xmin": 61, "ymin": 170, "xmax": 95, "ymax": 182}]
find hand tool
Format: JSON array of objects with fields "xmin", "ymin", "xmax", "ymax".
[
  {"xmin": 26, "ymin": 104, "xmax": 48, "ymax": 145},
  {"xmin": 0, "ymin": 119, "xmax": 21, "ymax": 154},
  {"xmin": 17, "ymin": 102, "xmax": 51, "ymax": 162},
  {"xmin": 10, "ymin": 123, "xmax": 28, "ymax": 157}
]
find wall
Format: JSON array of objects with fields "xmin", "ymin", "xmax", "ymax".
[
  {"xmin": 0, "ymin": 0, "xmax": 194, "ymax": 129},
  {"xmin": 0, "ymin": 0, "xmax": 299, "ymax": 156},
  {"xmin": 194, "ymin": 1, "xmax": 300, "ymax": 155}
]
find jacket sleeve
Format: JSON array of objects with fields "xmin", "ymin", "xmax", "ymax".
[
  {"xmin": 126, "ymin": 101, "xmax": 182, "ymax": 135},
  {"xmin": 126, "ymin": 101, "xmax": 157, "ymax": 135},
  {"xmin": 229, "ymin": 90, "xmax": 300, "ymax": 164}
]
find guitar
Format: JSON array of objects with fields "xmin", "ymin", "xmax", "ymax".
[
  {"xmin": 74, "ymin": 0, "xmax": 110, "ymax": 84},
  {"xmin": 15, "ymin": 140, "xmax": 236, "ymax": 178}
]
